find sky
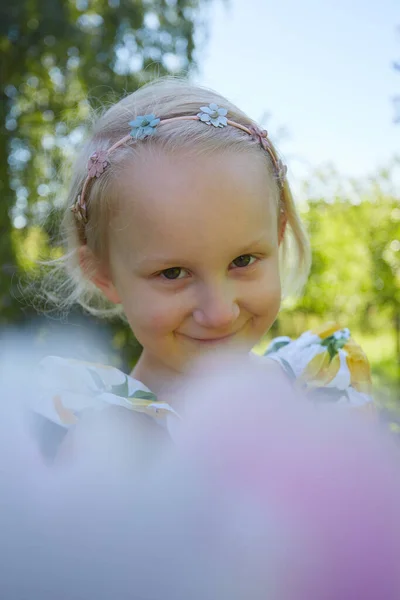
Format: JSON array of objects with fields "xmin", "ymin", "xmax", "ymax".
[{"xmin": 193, "ymin": 0, "xmax": 399, "ymax": 188}]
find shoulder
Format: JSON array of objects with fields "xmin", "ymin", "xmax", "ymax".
[
  {"xmin": 264, "ymin": 323, "xmax": 374, "ymax": 411},
  {"xmin": 31, "ymin": 355, "xmax": 177, "ymax": 459},
  {"xmin": 33, "ymin": 355, "xmax": 177, "ymax": 425}
]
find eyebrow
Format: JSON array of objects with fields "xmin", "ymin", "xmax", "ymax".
[
  {"xmin": 235, "ymin": 234, "xmax": 270, "ymax": 255},
  {"xmin": 136, "ymin": 235, "xmax": 271, "ymax": 268}
]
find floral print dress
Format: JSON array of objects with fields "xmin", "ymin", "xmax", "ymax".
[
  {"xmin": 265, "ymin": 323, "xmax": 373, "ymax": 413},
  {"xmin": 31, "ymin": 323, "xmax": 374, "ymax": 454}
]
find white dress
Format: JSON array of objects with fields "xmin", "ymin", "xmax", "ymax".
[{"xmin": 31, "ymin": 323, "xmax": 374, "ymax": 457}]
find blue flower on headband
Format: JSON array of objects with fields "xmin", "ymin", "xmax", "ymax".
[
  {"xmin": 129, "ymin": 114, "xmax": 160, "ymax": 139},
  {"xmin": 197, "ymin": 103, "xmax": 228, "ymax": 128}
]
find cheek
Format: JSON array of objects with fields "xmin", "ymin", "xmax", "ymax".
[
  {"xmin": 145, "ymin": 308, "xmax": 181, "ymax": 333},
  {"xmin": 246, "ymin": 261, "xmax": 281, "ymax": 312},
  {"xmin": 241, "ymin": 276, "xmax": 281, "ymax": 341},
  {"xmin": 252, "ymin": 286, "xmax": 281, "ymax": 323},
  {"xmin": 122, "ymin": 285, "xmax": 187, "ymax": 335}
]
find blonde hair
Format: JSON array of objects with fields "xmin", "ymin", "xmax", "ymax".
[{"xmin": 41, "ymin": 77, "xmax": 311, "ymax": 319}]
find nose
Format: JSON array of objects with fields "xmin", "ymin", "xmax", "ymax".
[{"xmin": 192, "ymin": 284, "xmax": 240, "ymax": 330}]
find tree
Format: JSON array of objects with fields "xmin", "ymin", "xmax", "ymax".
[
  {"xmin": 0, "ymin": 0, "xmax": 210, "ymax": 324},
  {"xmin": 368, "ymin": 197, "xmax": 400, "ymax": 383},
  {"xmin": 275, "ymin": 161, "xmax": 400, "ymax": 399}
]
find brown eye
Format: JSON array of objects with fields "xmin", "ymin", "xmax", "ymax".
[
  {"xmin": 231, "ymin": 255, "xmax": 255, "ymax": 268},
  {"xmin": 161, "ymin": 267, "xmax": 184, "ymax": 280}
]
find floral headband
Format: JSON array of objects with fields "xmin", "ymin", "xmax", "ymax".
[{"xmin": 71, "ymin": 103, "xmax": 288, "ymax": 224}]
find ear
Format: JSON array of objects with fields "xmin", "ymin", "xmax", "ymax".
[
  {"xmin": 78, "ymin": 246, "xmax": 121, "ymax": 305},
  {"xmin": 278, "ymin": 209, "xmax": 288, "ymax": 245}
]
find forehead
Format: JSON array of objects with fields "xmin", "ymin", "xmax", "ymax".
[{"xmin": 110, "ymin": 148, "xmax": 279, "ymax": 259}]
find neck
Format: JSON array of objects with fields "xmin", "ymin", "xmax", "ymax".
[{"xmin": 131, "ymin": 351, "xmax": 186, "ymax": 404}]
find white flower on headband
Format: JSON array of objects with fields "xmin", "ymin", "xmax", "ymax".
[
  {"xmin": 129, "ymin": 114, "xmax": 161, "ymax": 139},
  {"xmin": 197, "ymin": 103, "xmax": 228, "ymax": 128}
]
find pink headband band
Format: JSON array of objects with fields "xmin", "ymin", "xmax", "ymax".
[{"xmin": 71, "ymin": 103, "xmax": 287, "ymax": 225}]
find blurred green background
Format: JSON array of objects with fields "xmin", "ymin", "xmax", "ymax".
[{"xmin": 1, "ymin": 0, "xmax": 399, "ymax": 414}]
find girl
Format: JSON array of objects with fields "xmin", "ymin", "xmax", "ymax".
[{"xmin": 34, "ymin": 78, "xmax": 373, "ymax": 451}]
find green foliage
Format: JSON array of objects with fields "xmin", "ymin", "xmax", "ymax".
[
  {"xmin": 1, "ymin": 0, "xmax": 209, "ymax": 323},
  {"xmin": 297, "ymin": 200, "xmax": 374, "ymax": 322},
  {"xmin": 1, "ymin": 3, "xmax": 399, "ymax": 406},
  {"xmin": 276, "ymin": 160, "xmax": 400, "ymax": 402}
]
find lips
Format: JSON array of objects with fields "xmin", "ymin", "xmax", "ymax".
[
  {"xmin": 179, "ymin": 331, "xmax": 240, "ymax": 343},
  {"xmin": 194, "ymin": 334, "xmax": 235, "ymax": 343}
]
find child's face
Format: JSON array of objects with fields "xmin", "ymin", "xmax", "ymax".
[{"xmin": 101, "ymin": 148, "xmax": 282, "ymax": 373}]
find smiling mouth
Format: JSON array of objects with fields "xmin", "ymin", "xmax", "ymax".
[{"xmin": 180, "ymin": 331, "xmax": 241, "ymax": 344}]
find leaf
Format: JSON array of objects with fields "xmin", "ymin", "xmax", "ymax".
[
  {"xmin": 130, "ymin": 389, "xmax": 157, "ymax": 401},
  {"xmin": 265, "ymin": 340, "xmax": 291, "ymax": 355},
  {"xmin": 279, "ymin": 358, "xmax": 298, "ymax": 382},
  {"xmin": 88, "ymin": 368, "xmax": 106, "ymax": 392},
  {"xmin": 109, "ymin": 378, "xmax": 130, "ymax": 398}
]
